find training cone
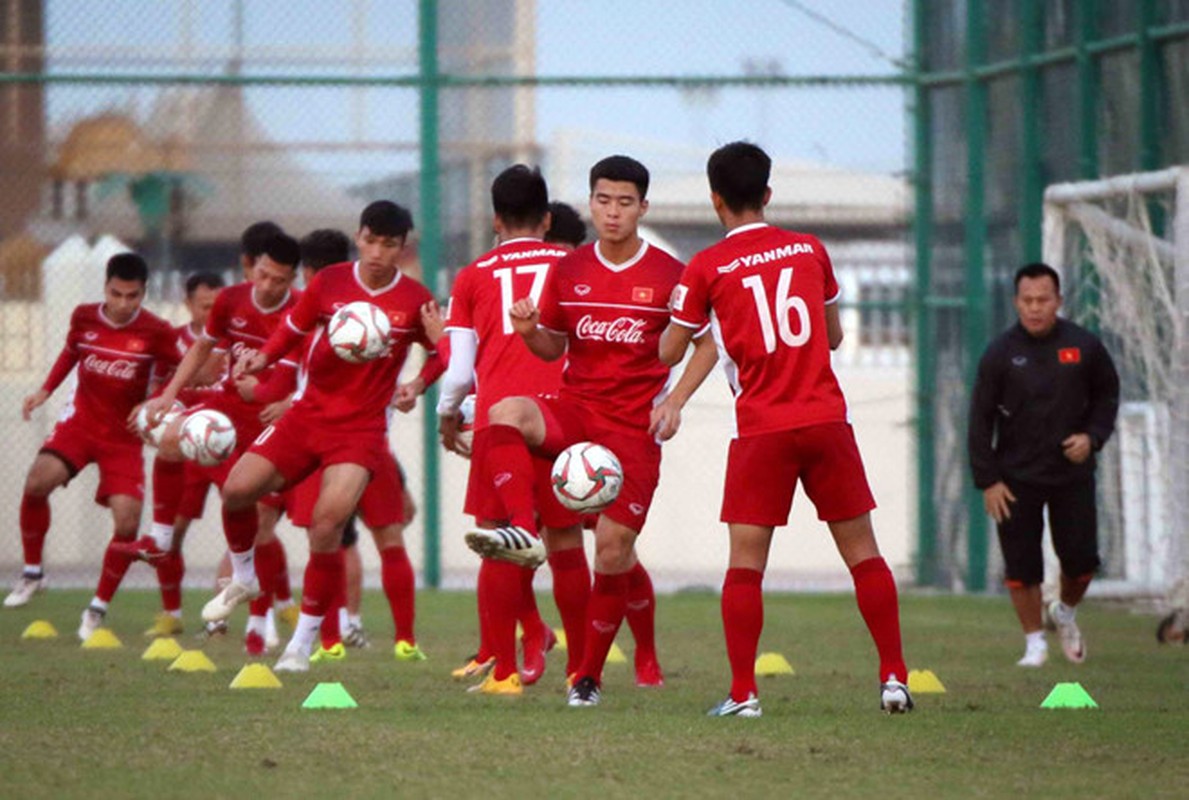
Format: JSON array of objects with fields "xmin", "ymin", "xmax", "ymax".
[
  {"xmin": 554, "ymin": 628, "xmax": 567, "ymax": 651},
  {"xmin": 230, "ymin": 664, "xmax": 283, "ymax": 689},
  {"xmin": 1040, "ymin": 682, "xmax": 1098, "ymax": 709},
  {"xmin": 301, "ymin": 682, "xmax": 357, "ymax": 709},
  {"xmin": 908, "ymin": 669, "xmax": 946, "ymax": 693},
  {"xmin": 606, "ymin": 642, "xmax": 628, "ymax": 664},
  {"xmin": 21, "ymin": 620, "xmax": 58, "ymax": 639},
  {"xmin": 755, "ymin": 652, "xmax": 795, "ymax": 676},
  {"xmin": 168, "ymin": 650, "xmax": 217, "ymax": 672},
  {"xmin": 81, "ymin": 629, "xmax": 122, "ymax": 649},
  {"xmin": 142, "ymin": 637, "xmax": 184, "ymax": 661}
]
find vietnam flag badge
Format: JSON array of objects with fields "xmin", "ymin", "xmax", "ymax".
[
  {"xmin": 1058, "ymin": 347, "xmax": 1081, "ymax": 364},
  {"xmin": 632, "ymin": 286, "xmax": 654, "ymax": 303}
]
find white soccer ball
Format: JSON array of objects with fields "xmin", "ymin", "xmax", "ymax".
[
  {"xmin": 135, "ymin": 401, "xmax": 185, "ymax": 447},
  {"xmin": 550, "ymin": 442, "xmax": 624, "ymax": 513},
  {"xmin": 456, "ymin": 394, "xmax": 476, "ymax": 451},
  {"xmin": 327, "ymin": 301, "xmax": 392, "ymax": 363},
  {"xmin": 178, "ymin": 409, "xmax": 238, "ymax": 467}
]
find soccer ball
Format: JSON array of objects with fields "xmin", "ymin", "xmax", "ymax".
[
  {"xmin": 178, "ymin": 409, "xmax": 238, "ymax": 467},
  {"xmin": 456, "ymin": 394, "xmax": 476, "ymax": 452},
  {"xmin": 327, "ymin": 301, "xmax": 391, "ymax": 363},
  {"xmin": 135, "ymin": 401, "xmax": 185, "ymax": 447},
  {"xmin": 550, "ymin": 442, "xmax": 624, "ymax": 513}
]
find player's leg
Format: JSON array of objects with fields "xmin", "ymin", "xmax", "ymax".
[
  {"xmin": 341, "ymin": 520, "xmax": 368, "ymax": 646},
  {"xmin": 1046, "ymin": 478, "xmax": 1099, "ymax": 663},
  {"xmin": 624, "ymin": 557, "xmax": 663, "ymax": 687},
  {"xmin": 5, "ymin": 452, "xmax": 72, "ymax": 608},
  {"xmin": 245, "ymin": 502, "xmax": 284, "ymax": 655},
  {"xmin": 543, "ymin": 524, "xmax": 589, "ymax": 679},
  {"xmin": 276, "ymin": 462, "xmax": 368, "ymax": 671},
  {"xmin": 994, "ymin": 482, "xmax": 1047, "ymax": 665},
  {"xmin": 81, "ymin": 493, "xmax": 142, "ymax": 640},
  {"xmin": 360, "ymin": 458, "xmax": 422, "ymax": 661}
]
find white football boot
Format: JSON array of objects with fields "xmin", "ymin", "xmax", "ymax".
[
  {"xmin": 464, "ymin": 527, "xmax": 545, "ymax": 568},
  {"xmin": 3, "ymin": 573, "xmax": 46, "ymax": 608},
  {"xmin": 201, "ymin": 578, "xmax": 260, "ymax": 622}
]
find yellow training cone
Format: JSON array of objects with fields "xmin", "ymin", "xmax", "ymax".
[
  {"xmin": 755, "ymin": 652, "xmax": 795, "ymax": 676},
  {"xmin": 21, "ymin": 620, "xmax": 58, "ymax": 639},
  {"xmin": 908, "ymin": 669, "xmax": 946, "ymax": 693},
  {"xmin": 168, "ymin": 650, "xmax": 217, "ymax": 672},
  {"xmin": 142, "ymin": 637, "xmax": 184, "ymax": 661},
  {"xmin": 606, "ymin": 642, "xmax": 628, "ymax": 664},
  {"xmin": 81, "ymin": 629, "xmax": 122, "ymax": 649},
  {"xmin": 230, "ymin": 663, "xmax": 283, "ymax": 689}
]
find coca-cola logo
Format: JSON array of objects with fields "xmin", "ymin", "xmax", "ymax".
[
  {"xmin": 574, "ymin": 314, "xmax": 646, "ymax": 344},
  {"xmin": 82, "ymin": 353, "xmax": 138, "ymax": 380}
]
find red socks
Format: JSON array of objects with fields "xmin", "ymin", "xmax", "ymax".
[
  {"xmin": 155, "ymin": 552, "xmax": 184, "ymax": 613},
  {"xmin": 249, "ymin": 538, "xmax": 286, "ymax": 617},
  {"xmin": 380, "ymin": 545, "xmax": 416, "ymax": 644},
  {"xmin": 722, "ymin": 567, "xmax": 764, "ymax": 702},
  {"xmin": 300, "ymin": 550, "xmax": 344, "ymax": 618},
  {"xmin": 624, "ymin": 561, "xmax": 658, "ymax": 667},
  {"xmin": 320, "ymin": 578, "xmax": 345, "ymax": 649},
  {"xmin": 577, "ymin": 572, "xmax": 629, "ymax": 684},
  {"xmin": 517, "ymin": 564, "xmax": 546, "ymax": 641},
  {"xmin": 849, "ymin": 557, "xmax": 907, "ymax": 682},
  {"xmin": 151, "ymin": 457, "xmax": 185, "ymax": 526},
  {"xmin": 94, "ymin": 539, "xmax": 136, "ymax": 604},
  {"xmin": 479, "ymin": 558, "xmax": 523, "ymax": 681},
  {"xmin": 547, "ymin": 547, "xmax": 591, "ymax": 676},
  {"xmin": 19, "ymin": 493, "xmax": 50, "ymax": 567},
  {"xmin": 222, "ymin": 506, "xmax": 258, "ymax": 553},
  {"xmin": 482, "ymin": 425, "xmax": 539, "ymax": 533}
]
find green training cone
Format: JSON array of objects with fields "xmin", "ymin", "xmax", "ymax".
[
  {"xmin": 1040, "ymin": 682, "xmax": 1098, "ymax": 709},
  {"xmin": 301, "ymin": 682, "xmax": 358, "ymax": 709}
]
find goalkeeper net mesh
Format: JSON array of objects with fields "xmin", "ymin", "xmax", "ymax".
[{"xmin": 1043, "ymin": 167, "xmax": 1189, "ymax": 605}]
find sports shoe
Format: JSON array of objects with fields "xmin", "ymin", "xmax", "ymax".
[
  {"xmin": 452, "ymin": 655, "xmax": 495, "ymax": 681},
  {"xmin": 1050, "ymin": 601, "xmax": 1086, "ymax": 663},
  {"xmin": 567, "ymin": 676, "xmax": 601, "ymax": 707},
  {"xmin": 394, "ymin": 640, "xmax": 427, "ymax": 662},
  {"xmin": 311, "ymin": 642, "xmax": 346, "ymax": 663},
  {"xmin": 78, "ymin": 606, "xmax": 106, "ymax": 642},
  {"xmin": 707, "ymin": 692, "xmax": 762, "ymax": 718},
  {"xmin": 276, "ymin": 604, "xmax": 300, "ymax": 630},
  {"xmin": 880, "ymin": 674, "xmax": 915, "ymax": 713},
  {"xmin": 477, "ymin": 672, "xmax": 523, "ymax": 696},
  {"xmin": 200, "ymin": 619, "xmax": 228, "ymax": 639},
  {"xmin": 3, "ymin": 573, "xmax": 46, "ymax": 608},
  {"xmin": 110, "ymin": 535, "xmax": 166, "ymax": 563},
  {"xmin": 464, "ymin": 526, "xmax": 546, "ymax": 568},
  {"xmin": 1016, "ymin": 642, "xmax": 1049, "ymax": 667},
  {"xmin": 274, "ymin": 648, "xmax": 310, "ymax": 673},
  {"xmin": 635, "ymin": 655, "xmax": 665, "ymax": 688},
  {"xmin": 244, "ymin": 630, "xmax": 266, "ymax": 656},
  {"xmin": 143, "ymin": 612, "xmax": 183, "ymax": 638},
  {"xmin": 344, "ymin": 623, "xmax": 370, "ymax": 649},
  {"xmin": 201, "ymin": 578, "xmax": 260, "ymax": 623},
  {"xmin": 521, "ymin": 625, "xmax": 557, "ymax": 686}
]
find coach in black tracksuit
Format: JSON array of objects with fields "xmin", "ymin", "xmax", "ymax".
[{"xmin": 968, "ymin": 262, "xmax": 1119, "ymax": 668}]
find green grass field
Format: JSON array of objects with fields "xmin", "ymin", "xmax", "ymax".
[{"xmin": 1, "ymin": 589, "xmax": 1185, "ymax": 799}]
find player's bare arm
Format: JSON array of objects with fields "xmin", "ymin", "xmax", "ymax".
[
  {"xmin": 22, "ymin": 389, "xmax": 50, "ymax": 421},
  {"xmin": 438, "ymin": 412, "xmax": 471, "ymax": 457},
  {"xmin": 650, "ymin": 332, "xmax": 718, "ymax": 441},
  {"xmin": 259, "ymin": 395, "xmax": 292, "ymax": 426},
  {"xmin": 983, "ymin": 481, "xmax": 1017, "ymax": 522},
  {"xmin": 393, "ymin": 377, "xmax": 425, "ymax": 413},
  {"xmin": 234, "ymin": 373, "xmax": 259, "ymax": 402},
  {"xmin": 826, "ymin": 302, "xmax": 844, "ymax": 350},
  {"xmin": 137, "ymin": 336, "xmax": 217, "ymax": 426},
  {"xmin": 511, "ymin": 297, "xmax": 566, "ymax": 361},
  {"xmin": 658, "ymin": 320, "xmax": 696, "ymax": 366}
]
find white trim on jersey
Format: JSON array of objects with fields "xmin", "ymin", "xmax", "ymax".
[
  {"xmin": 709, "ymin": 310, "xmax": 742, "ymax": 440},
  {"xmin": 670, "ymin": 316, "xmax": 703, "ymax": 330},
  {"xmin": 97, "ymin": 303, "xmax": 141, "ymax": 329},
  {"xmin": 352, "ymin": 260, "xmax": 402, "ymax": 296},
  {"xmin": 825, "ymin": 288, "xmax": 842, "ymax": 305},
  {"xmin": 76, "ymin": 343, "xmax": 154, "ymax": 361},
  {"xmin": 557, "ymin": 301, "xmax": 669, "ymax": 314},
  {"xmin": 250, "ymin": 287, "xmax": 293, "ymax": 315},
  {"xmin": 594, "ymin": 239, "xmax": 649, "ymax": 273},
  {"xmin": 725, "ymin": 222, "xmax": 770, "ymax": 239},
  {"xmin": 287, "ymin": 316, "xmax": 312, "ymax": 335}
]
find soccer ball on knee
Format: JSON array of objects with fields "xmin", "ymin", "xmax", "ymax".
[
  {"xmin": 327, "ymin": 301, "xmax": 392, "ymax": 363},
  {"xmin": 178, "ymin": 409, "xmax": 237, "ymax": 467},
  {"xmin": 550, "ymin": 442, "xmax": 623, "ymax": 513}
]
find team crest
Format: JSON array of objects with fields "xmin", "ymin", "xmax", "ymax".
[
  {"xmin": 574, "ymin": 284, "xmax": 592, "ymax": 296},
  {"xmin": 83, "ymin": 331, "xmax": 98, "ymax": 341},
  {"xmin": 231, "ymin": 317, "xmax": 247, "ymax": 328}
]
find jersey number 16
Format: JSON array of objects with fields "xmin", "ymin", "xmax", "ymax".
[{"xmin": 742, "ymin": 267, "xmax": 810, "ymax": 353}]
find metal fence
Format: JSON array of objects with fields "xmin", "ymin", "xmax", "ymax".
[{"xmin": 0, "ymin": 0, "xmax": 912, "ymax": 597}]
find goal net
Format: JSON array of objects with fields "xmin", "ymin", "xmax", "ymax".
[{"xmin": 1042, "ymin": 166, "xmax": 1188, "ymax": 603}]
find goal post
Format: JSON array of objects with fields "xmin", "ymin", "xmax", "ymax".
[{"xmin": 1042, "ymin": 166, "xmax": 1188, "ymax": 598}]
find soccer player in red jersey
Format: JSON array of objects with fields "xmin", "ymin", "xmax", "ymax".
[
  {"xmin": 466, "ymin": 156, "xmax": 718, "ymax": 706},
  {"xmin": 3, "ymin": 254, "xmax": 180, "ymax": 634},
  {"xmin": 141, "ymin": 270, "xmax": 226, "ymax": 638},
  {"xmin": 224, "ymin": 201, "xmax": 441, "ymax": 672},
  {"xmin": 657, "ymin": 141, "xmax": 912, "ymax": 716},
  {"xmin": 435, "ymin": 165, "xmax": 581, "ymax": 694},
  {"xmin": 137, "ymin": 233, "xmax": 303, "ymax": 647}
]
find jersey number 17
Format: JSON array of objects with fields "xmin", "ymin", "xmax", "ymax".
[{"xmin": 493, "ymin": 264, "xmax": 550, "ymax": 334}]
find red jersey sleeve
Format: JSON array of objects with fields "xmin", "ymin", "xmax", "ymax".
[
  {"xmin": 817, "ymin": 237, "xmax": 840, "ymax": 304},
  {"xmin": 203, "ymin": 288, "xmax": 232, "ymax": 341},
  {"xmin": 261, "ymin": 279, "xmax": 320, "ymax": 363},
  {"xmin": 536, "ymin": 270, "xmax": 565, "ymax": 333},
  {"xmin": 41, "ymin": 307, "xmax": 82, "ymax": 393},
  {"xmin": 669, "ymin": 257, "xmax": 711, "ymax": 330},
  {"xmin": 445, "ymin": 269, "xmax": 476, "ymax": 331},
  {"xmin": 250, "ymin": 364, "xmax": 298, "ymax": 404}
]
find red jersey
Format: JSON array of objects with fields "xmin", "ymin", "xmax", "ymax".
[
  {"xmin": 670, "ymin": 223, "xmax": 848, "ymax": 436},
  {"xmin": 538, "ymin": 240, "xmax": 685, "ymax": 433},
  {"xmin": 202, "ymin": 282, "xmax": 300, "ymax": 421},
  {"xmin": 263, "ymin": 261, "xmax": 437, "ymax": 433},
  {"xmin": 42, "ymin": 303, "xmax": 179, "ymax": 442},
  {"xmin": 445, "ymin": 238, "xmax": 568, "ymax": 427}
]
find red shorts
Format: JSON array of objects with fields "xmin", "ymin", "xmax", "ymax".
[
  {"xmin": 533, "ymin": 397, "xmax": 661, "ymax": 533},
  {"xmin": 288, "ymin": 449, "xmax": 405, "ymax": 530},
  {"xmin": 178, "ymin": 462, "xmax": 215, "ymax": 519},
  {"xmin": 464, "ymin": 433, "xmax": 580, "ymax": 529},
  {"xmin": 248, "ymin": 407, "xmax": 391, "ymax": 487},
  {"xmin": 721, "ymin": 422, "xmax": 875, "ymax": 526},
  {"xmin": 40, "ymin": 416, "xmax": 144, "ymax": 505}
]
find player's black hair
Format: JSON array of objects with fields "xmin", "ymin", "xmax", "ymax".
[
  {"xmin": 589, "ymin": 155, "xmax": 650, "ymax": 200},
  {"xmin": 184, "ymin": 271, "xmax": 226, "ymax": 298},
  {"xmin": 1014, "ymin": 262, "xmax": 1061, "ymax": 293},
  {"xmin": 106, "ymin": 252, "xmax": 148, "ymax": 285},
  {"xmin": 240, "ymin": 221, "xmax": 284, "ymax": 260},
  {"xmin": 300, "ymin": 229, "xmax": 352, "ymax": 273},
  {"xmin": 261, "ymin": 232, "xmax": 301, "ymax": 269},
  {"xmin": 545, "ymin": 201, "xmax": 586, "ymax": 247},
  {"xmin": 707, "ymin": 141, "xmax": 771, "ymax": 213},
  {"xmin": 359, "ymin": 200, "xmax": 414, "ymax": 240},
  {"xmin": 491, "ymin": 164, "xmax": 549, "ymax": 228}
]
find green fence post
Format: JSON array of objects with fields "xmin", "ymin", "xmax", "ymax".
[
  {"xmin": 1019, "ymin": 0, "xmax": 1045, "ymax": 263},
  {"xmin": 418, "ymin": 0, "xmax": 442, "ymax": 589}
]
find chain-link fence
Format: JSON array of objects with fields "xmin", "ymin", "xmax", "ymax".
[{"xmin": 0, "ymin": 0, "xmax": 912, "ymax": 597}]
